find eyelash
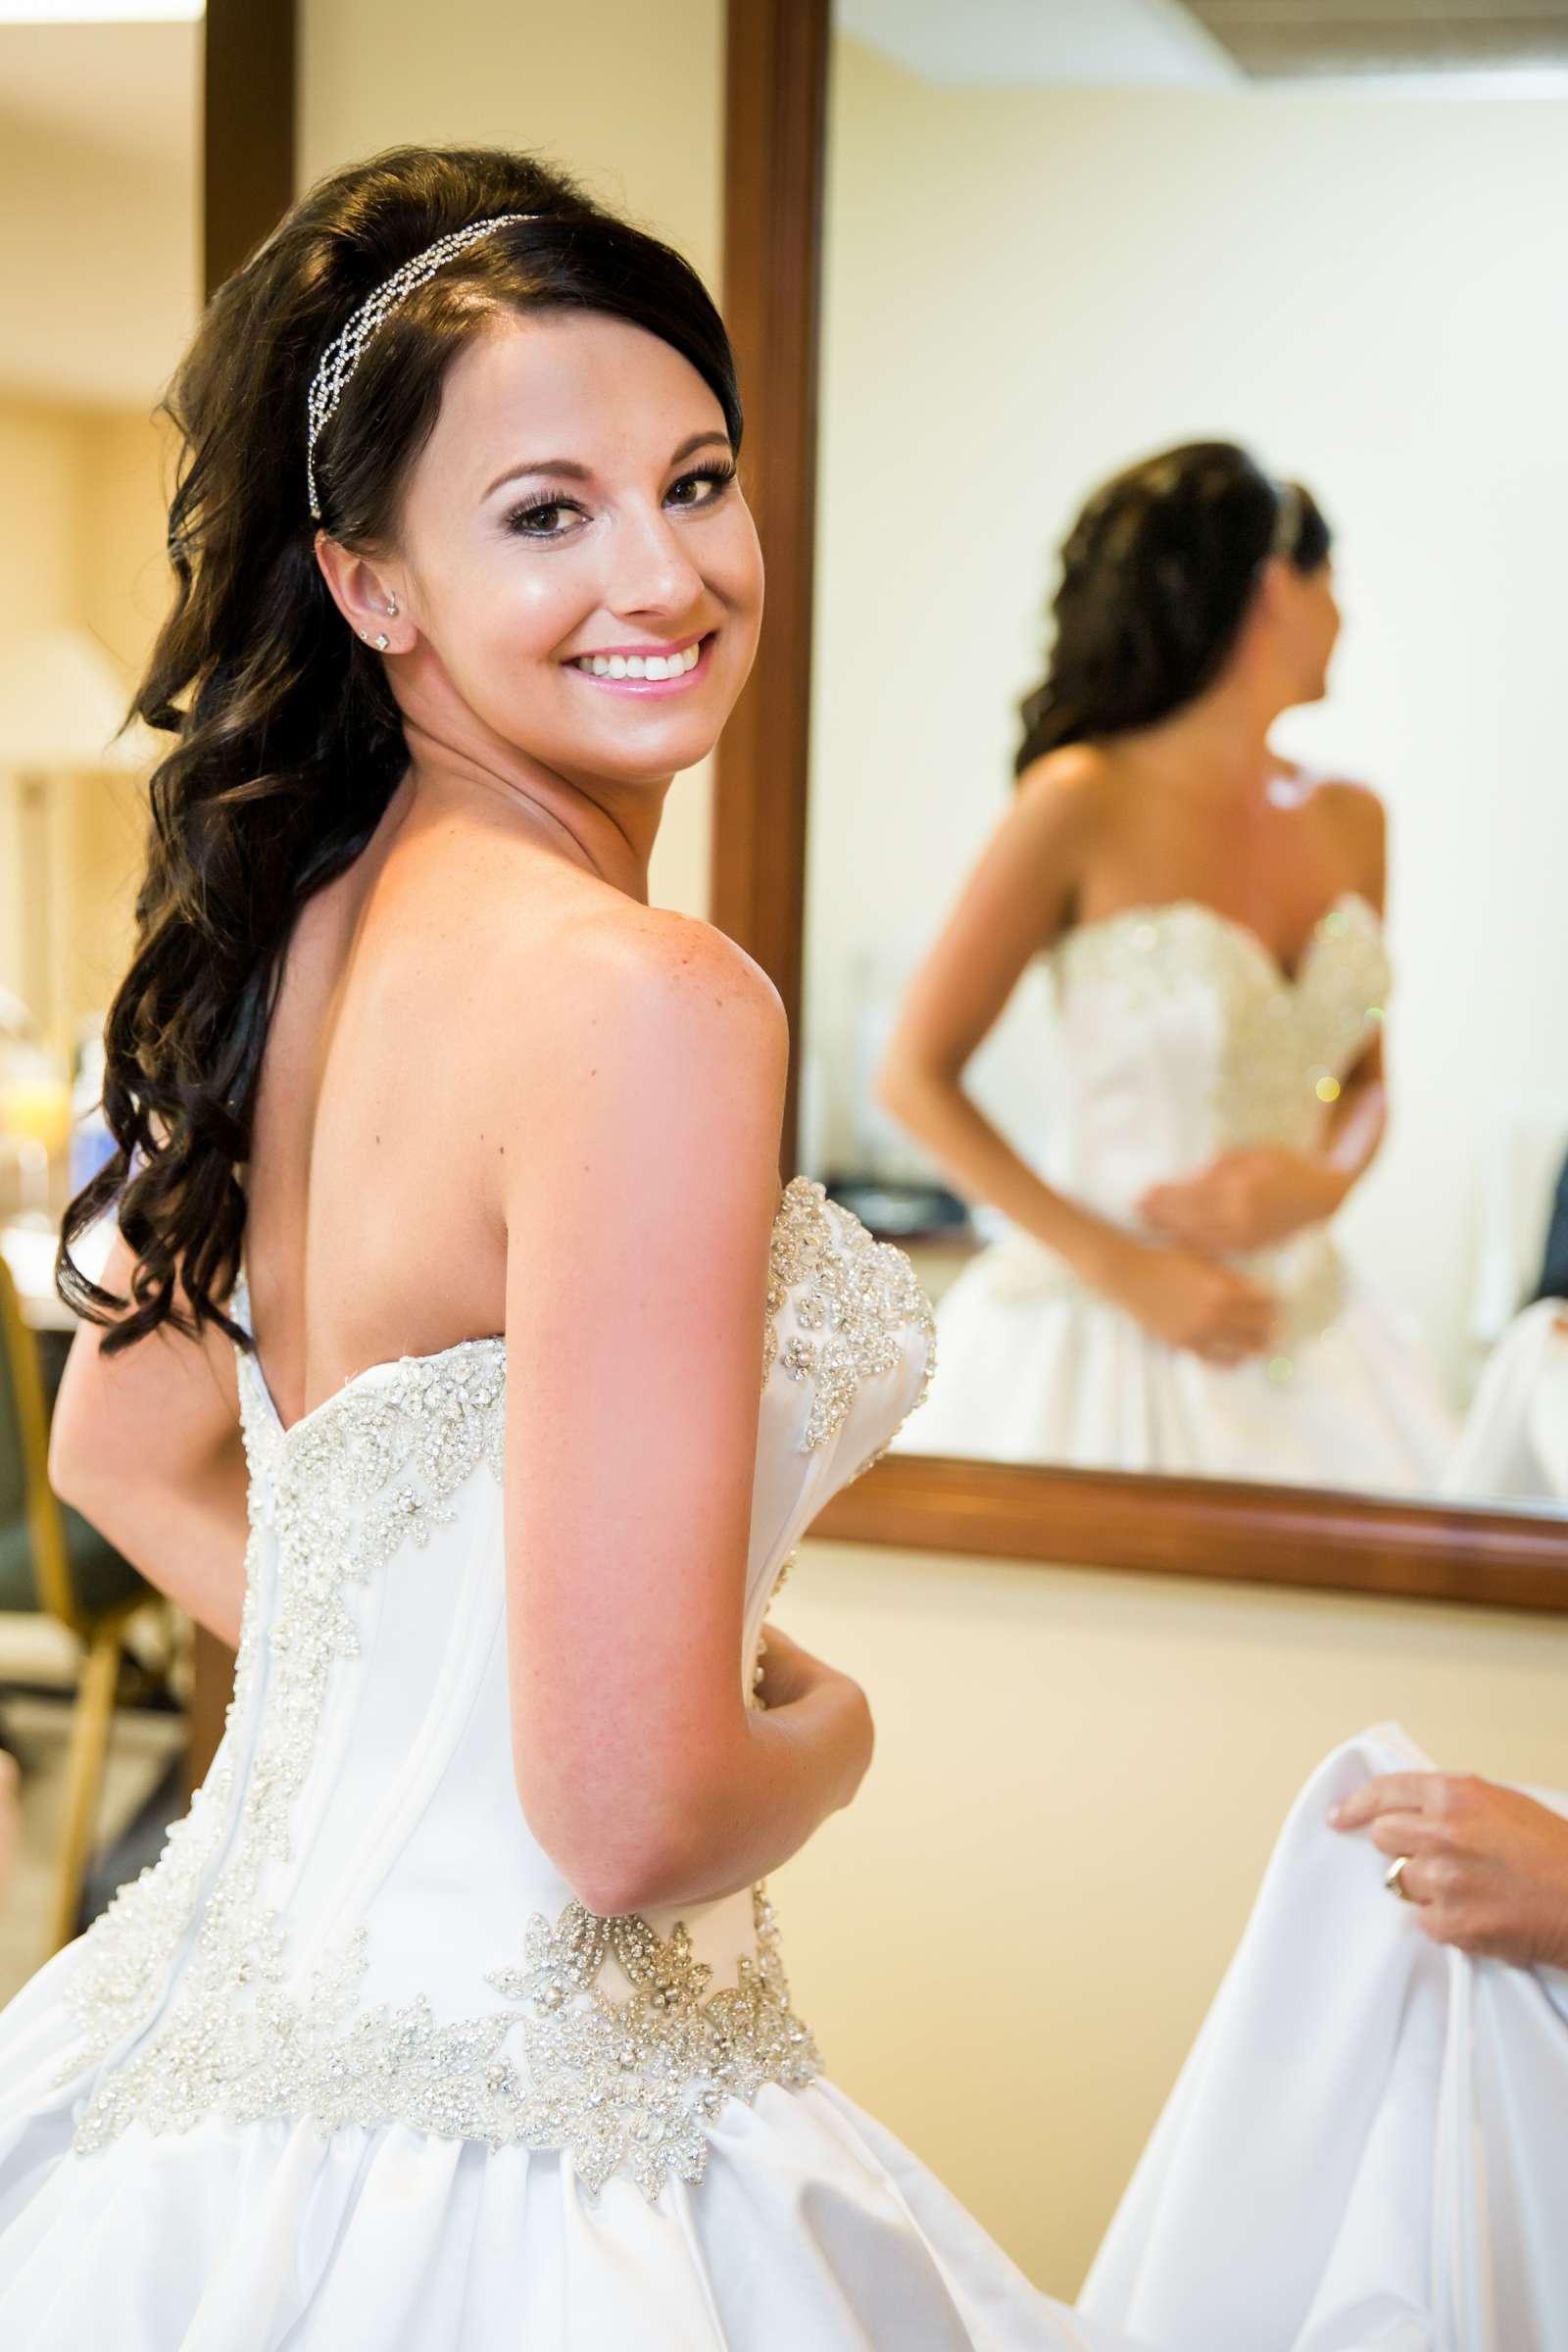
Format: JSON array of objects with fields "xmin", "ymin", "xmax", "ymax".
[{"xmin": 504, "ymin": 460, "xmax": 738, "ymax": 541}]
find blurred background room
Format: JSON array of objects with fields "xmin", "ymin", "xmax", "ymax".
[{"xmin": 0, "ymin": 0, "xmax": 199, "ymax": 2001}]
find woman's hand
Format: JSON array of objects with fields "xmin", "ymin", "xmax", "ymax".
[
  {"xmin": 1140, "ymin": 1149, "xmax": 1348, "ymax": 1256},
  {"xmin": 1330, "ymin": 1771, "xmax": 1568, "ymax": 1968},
  {"xmin": 757, "ymin": 1623, "xmax": 857, "ymax": 1713},
  {"xmin": 754, "ymin": 1623, "xmax": 828, "ymax": 1710},
  {"xmin": 1090, "ymin": 1231, "xmax": 1280, "ymax": 1365},
  {"xmin": 755, "ymin": 1625, "xmax": 875, "ymax": 1812}
]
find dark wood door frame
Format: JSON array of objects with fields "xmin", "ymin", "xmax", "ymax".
[
  {"xmin": 187, "ymin": 0, "xmax": 297, "ymax": 1791},
  {"xmin": 713, "ymin": 0, "xmax": 1568, "ymax": 1610},
  {"xmin": 714, "ymin": 0, "xmax": 832, "ymax": 1169}
]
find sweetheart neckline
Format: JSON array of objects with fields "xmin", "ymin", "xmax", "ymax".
[{"xmin": 1055, "ymin": 889, "xmax": 1379, "ymax": 990}]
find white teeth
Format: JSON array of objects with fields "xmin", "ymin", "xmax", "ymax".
[{"xmin": 573, "ymin": 640, "xmax": 704, "ymax": 678}]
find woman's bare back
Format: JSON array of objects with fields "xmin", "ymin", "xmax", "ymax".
[{"xmin": 241, "ymin": 769, "xmax": 647, "ymax": 1436}]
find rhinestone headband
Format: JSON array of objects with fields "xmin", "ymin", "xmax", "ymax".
[{"xmin": 306, "ymin": 213, "xmax": 539, "ymax": 520}]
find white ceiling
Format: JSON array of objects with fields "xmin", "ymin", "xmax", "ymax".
[
  {"xmin": 1186, "ymin": 2, "xmax": 1568, "ymax": 79},
  {"xmin": 0, "ymin": 20, "xmax": 199, "ymax": 406},
  {"xmin": 836, "ymin": 0, "xmax": 1240, "ymax": 86},
  {"xmin": 840, "ymin": 0, "xmax": 1568, "ymax": 83}
]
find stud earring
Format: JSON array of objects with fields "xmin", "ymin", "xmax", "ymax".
[
  {"xmin": 384, "ymin": 592, "xmax": 399, "ymax": 617},
  {"xmin": 373, "ymin": 632, "xmax": 390, "ymax": 651}
]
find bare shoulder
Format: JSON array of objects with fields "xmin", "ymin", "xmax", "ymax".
[
  {"xmin": 471, "ymin": 878, "xmax": 788, "ymax": 1168},
  {"xmin": 1007, "ymin": 742, "xmax": 1116, "ymax": 854},
  {"xmin": 1314, "ymin": 770, "xmax": 1385, "ymax": 829},
  {"xmin": 424, "ymin": 832, "xmax": 784, "ymax": 1048},
  {"xmin": 548, "ymin": 898, "xmax": 786, "ymax": 1064},
  {"xmin": 1312, "ymin": 772, "xmax": 1387, "ymax": 892}
]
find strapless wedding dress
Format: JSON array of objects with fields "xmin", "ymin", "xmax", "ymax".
[
  {"xmin": 0, "ymin": 1178, "xmax": 1134, "ymax": 2350},
  {"xmin": 894, "ymin": 896, "xmax": 1456, "ymax": 1489}
]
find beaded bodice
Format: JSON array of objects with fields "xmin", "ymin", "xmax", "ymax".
[
  {"xmin": 979, "ymin": 894, "xmax": 1392, "ymax": 1348},
  {"xmin": 55, "ymin": 1178, "xmax": 934, "ymax": 2201},
  {"xmin": 1049, "ymin": 892, "xmax": 1389, "ymax": 1170}
]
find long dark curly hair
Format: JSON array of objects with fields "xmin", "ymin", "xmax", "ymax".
[
  {"xmin": 1013, "ymin": 440, "xmax": 1332, "ymax": 779},
  {"xmin": 57, "ymin": 145, "xmax": 743, "ymax": 1355}
]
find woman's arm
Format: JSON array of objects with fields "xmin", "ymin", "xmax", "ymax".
[
  {"xmin": 876, "ymin": 754, "xmax": 1109, "ymax": 1267},
  {"xmin": 48, "ymin": 1231, "xmax": 251, "ymax": 1646},
  {"xmin": 492, "ymin": 906, "xmax": 872, "ymax": 1920}
]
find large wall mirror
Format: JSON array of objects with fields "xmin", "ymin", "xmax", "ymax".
[{"xmin": 719, "ymin": 0, "xmax": 1568, "ymax": 1605}]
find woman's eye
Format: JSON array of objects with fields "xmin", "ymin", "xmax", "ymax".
[
  {"xmin": 667, "ymin": 466, "xmax": 736, "ymax": 509},
  {"xmin": 508, "ymin": 500, "xmax": 584, "ymax": 538}
]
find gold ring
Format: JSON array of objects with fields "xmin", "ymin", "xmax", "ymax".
[{"xmin": 1384, "ymin": 1853, "xmax": 1415, "ymax": 1902}]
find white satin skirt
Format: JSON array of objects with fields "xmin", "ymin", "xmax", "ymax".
[
  {"xmin": 0, "ymin": 1929, "xmax": 1140, "ymax": 2352},
  {"xmin": 894, "ymin": 1238, "xmax": 1457, "ymax": 1493},
  {"xmin": 1080, "ymin": 1724, "xmax": 1568, "ymax": 2351}
]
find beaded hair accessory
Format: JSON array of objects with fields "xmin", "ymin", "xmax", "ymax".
[
  {"xmin": 1269, "ymin": 478, "xmax": 1304, "ymax": 562},
  {"xmin": 306, "ymin": 213, "xmax": 540, "ymax": 520}
]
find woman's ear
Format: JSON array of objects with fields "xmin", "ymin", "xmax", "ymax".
[{"xmin": 314, "ymin": 531, "xmax": 413, "ymax": 653}]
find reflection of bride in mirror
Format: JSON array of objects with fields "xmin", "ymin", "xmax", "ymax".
[{"xmin": 881, "ymin": 440, "xmax": 1455, "ymax": 1488}]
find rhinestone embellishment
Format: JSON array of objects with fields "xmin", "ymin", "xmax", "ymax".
[
  {"xmin": 763, "ymin": 1175, "xmax": 937, "ymax": 1468},
  {"xmin": 306, "ymin": 213, "xmax": 539, "ymax": 517},
  {"xmin": 1054, "ymin": 894, "xmax": 1391, "ymax": 1160},
  {"xmin": 482, "ymin": 1884, "xmax": 818, "ymax": 2198}
]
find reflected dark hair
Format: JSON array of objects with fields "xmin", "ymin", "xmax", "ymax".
[
  {"xmin": 1014, "ymin": 440, "xmax": 1331, "ymax": 778},
  {"xmin": 58, "ymin": 144, "xmax": 743, "ymax": 1354}
]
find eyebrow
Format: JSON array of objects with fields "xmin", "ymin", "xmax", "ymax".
[{"xmin": 482, "ymin": 430, "xmax": 732, "ymax": 503}]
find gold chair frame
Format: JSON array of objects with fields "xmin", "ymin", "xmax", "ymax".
[{"xmin": 0, "ymin": 1257, "xmax": 147, "ymax": 1953}]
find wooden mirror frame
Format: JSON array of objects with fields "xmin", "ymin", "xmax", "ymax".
[
  {"xmin": 714, "ymin": 0, "xmax": 1568, "ymax": 1614},
  {"xmin": 186, "ymin": 0, "xmax": 298, "ymax": 1788}
]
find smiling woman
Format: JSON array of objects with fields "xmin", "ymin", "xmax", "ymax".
[
  {"xmin": 0, "ymin": 135, "xmax": 1139, "ymax": 2350},
  {"xmin": 314, "ymin": 304, "xmax": 759, "ymax": 840},
  {"xmin": 53, "ymin": 150, "xmax": 760, "ymax": 1355}
]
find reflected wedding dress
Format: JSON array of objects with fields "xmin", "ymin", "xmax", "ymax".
[
  {"xmin": 0, "ymin": 1179, "xmax": 1132, "ymax": 2350},
  {"xmin": 1081, "ymin": 1722, "xmax": 1568, "ymax": 2350},
  {"xmin": 895, "ymin": 895, "xmax": 1455, "ymax": 1488}
]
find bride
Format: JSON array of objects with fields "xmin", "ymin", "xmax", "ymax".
[
  {"xmin": 881, "ymin": 442, "xmax": 1455, "ymax": 1490},
  {"xmin": 0, "ymin": 146, "xmax": 1135, "ymax": 2347}
]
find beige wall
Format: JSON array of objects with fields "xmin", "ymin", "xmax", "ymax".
[
  {"xmin": 297, "ymin": 0, "xmax": 726, "ymax": 920},
  {"xmin": 296, "ymin": 7, "xmax": 1568, "ymax": 2312},
  {"xmin": 0, "ymin": 396, "xmax": 167, "ymax": 1039},
  {"xmin": 0, "ymin": 401, "xmax": 80, "ymax": 637},
  {"xmin": 0, "ymin": 86, "xmax": 197, "ymax": 411},
  {"xmin": 808, "ymin": 39, "xmax": 1568, "ymax": 1393},
  {"xmin": 776, "ymin": 1535, "xmax": 1568, "ymax": 2295}
]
